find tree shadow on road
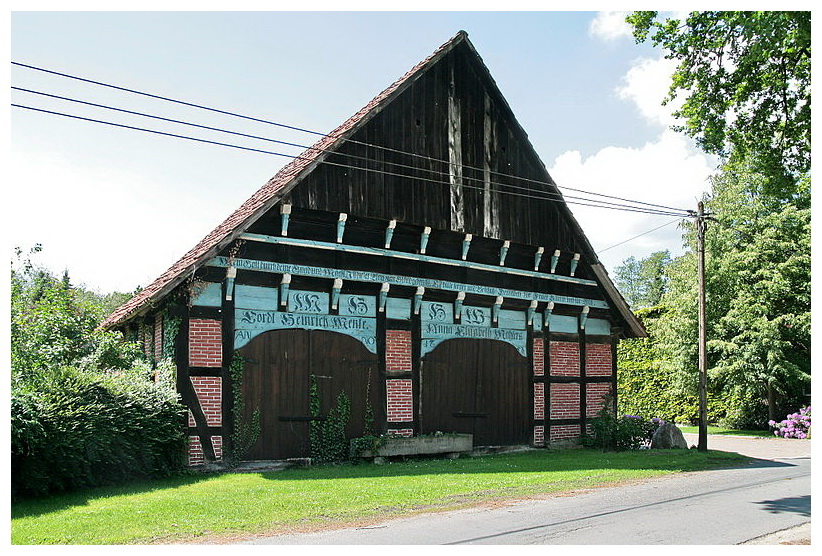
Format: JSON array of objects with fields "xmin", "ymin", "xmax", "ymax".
[{"xmin": 754, "ymin": 495, "xmax": 811, "ymax": 517}]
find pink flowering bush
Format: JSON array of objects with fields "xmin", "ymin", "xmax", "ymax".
[{"xmin": 769, "ymin": 406, "xmax": 811, "ymax": 439}]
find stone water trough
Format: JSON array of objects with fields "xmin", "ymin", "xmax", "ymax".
[{"xmin": 352, "ymin": 433, "xmax": 473, "ymax": 460}]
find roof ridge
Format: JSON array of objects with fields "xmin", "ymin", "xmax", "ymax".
[{"xmin": 101, "ymin": 31, "xmax": 468, "ymax": 328}]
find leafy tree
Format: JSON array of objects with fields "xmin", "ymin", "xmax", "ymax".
[
  {"xmin": 627, "ymin": 11, "xmax": 810, "ymax": 196},
  {"xmin": 620, "ymin": 11, "xmax": 811, "ymax": 428},
  {"xmin": 704, "ymin": 163, "xmax": 810, "ymax": 423},
  {"xmin": 652, "ymin": 160, "xmax": 809, "ymax": 426},
  {"xmin": 11, "ymin": 246, "xmax": 187, "ymax": 497},
  {"xmin": 614, "ymin": 250, "xmax": 671, "ymax": 309},
  {"xmin": 614, "ymin": 257, "xmax": 642, "ymax": 309},
  {"xmin": 11, "ymin": 246, "xmax": 142, "ymax": 382}
]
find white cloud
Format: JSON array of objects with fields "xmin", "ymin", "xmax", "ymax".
[
  {"xmin": 8, "ymin": 148, "xmax": 233, "ymax": 293},
  {"xmin": 589, "ymin": 11, "xmax": 633, "ymax": 42},
  {"xmin": 548, "ymin": 129, "xmax": 716, "ymax": 271},
  {"xmin": 616, "ymin": 56, "xmax": 683, "ymax": 128}
]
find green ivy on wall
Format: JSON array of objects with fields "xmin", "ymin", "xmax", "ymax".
[
  {"xmin": 161, "ymin": 310, "xmax": 182, "ymax": 361},
  {"xmin": 308, "ymin": 374, "xmax": 351, "ymax": 464},
  {"xmin": 229, "ymin": 353, "xmax": 260, "ymax": 463}
]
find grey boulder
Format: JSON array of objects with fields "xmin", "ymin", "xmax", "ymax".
[{"xmin": 651, "ymin": 423, "xmax": 688, "ymax": 449}]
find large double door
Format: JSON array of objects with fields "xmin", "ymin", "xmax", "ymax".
[
  {"xmin": 237, "ymin": 329, "xmax": 381, "ymax": 460},
  {"xmin": 419, "ymin": 339, "xmax": 530, "ymax": 446}
]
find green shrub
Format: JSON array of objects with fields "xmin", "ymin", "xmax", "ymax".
[
  {"xmin": 11, "ymin": 362, "xmax": 187, "ymax": 499},
  {"xmin": 585, "ymin": 405, "xmax": 658, "ymax": 451}
]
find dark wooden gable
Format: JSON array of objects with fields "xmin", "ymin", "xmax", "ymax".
[
  {"xmin": 279, "ymin": 36, "xmax": 589, "ymax": 261},
  {"xmin": 104, "ymin": 31, "xmax": 645, "ymax": 338}
]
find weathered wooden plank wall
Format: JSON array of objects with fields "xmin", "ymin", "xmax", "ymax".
[{"xmin": 285, "ymin": 43, "xmax": 584, "ymax": 256}]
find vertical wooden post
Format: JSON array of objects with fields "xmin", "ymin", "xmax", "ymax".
[
  {"xmin": 221, "ymin": 273, "xmax": 236, "ymax": 461},
  {"xmin": 697, "ymin": 201, "xmax": 709, "ymax": 452}
]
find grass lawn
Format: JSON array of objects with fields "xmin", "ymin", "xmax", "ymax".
[
  {"xmin": 12, "ymin": 448, "xmax": 749, "ymax": 545},
  {"xmin": 677, "ymin": 425, "xmax": 774, "ymax": 437}
]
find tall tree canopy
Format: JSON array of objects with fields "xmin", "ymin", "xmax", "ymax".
[
  {"xmin": 656, "ymin": 160, "xmax": 810, "ymax": 424},
  {"xmin": 627, "ymin": 11, "xmax": 810, "ymax": 195},
  {"xmin": 618, "ymin": 160, "xmax": 810, "ymax": 427},
  {"xmin": 614, "ymin": 250, "xmax": 672, "ymax": 309},
  {"xmin": 617, "ymin": 12, "xmax": 811, "ymax": 428},
  {"xmin": 11, "ymin": 246, "xmax": 138, "ymax": 383}
]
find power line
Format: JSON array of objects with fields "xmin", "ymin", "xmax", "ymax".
[
  {"xmin": 13, "ymin": 85, "xmax": 666, "ymax": 215},
  {"xmin": 12, "ymin": 102, "xmax": 691, "ymax": 218},
  {"xmin": 597, "ymin": 219, "xmax": 683, "ymax": 253},
  {"xmin": 12, "ymin": 61, "xmax": 692, "ymax": 215},
  {"xmin": 12, "ymin": 85, "xmax": 313, "ymax": 150}
]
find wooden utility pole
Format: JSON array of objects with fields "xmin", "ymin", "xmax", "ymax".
[{"xmin": 696, "ymin": 201, "xmax": 709, "ymax": 452}]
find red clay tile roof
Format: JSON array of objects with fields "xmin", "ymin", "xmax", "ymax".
[{"xmin": 101, "ymin": 31, "xmax": 468, "ymax": 329}]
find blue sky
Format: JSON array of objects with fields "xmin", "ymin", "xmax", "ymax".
[{"xmin": 9, "ymin": 8, "xmax": 718, "ymax": 294}]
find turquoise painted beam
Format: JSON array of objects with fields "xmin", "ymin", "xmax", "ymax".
[
  {"xmin": 238, "ymin": 232, "xmax": 597, "ymax": 287},
  {"xmin": 208, "ymin": 256, "xmax": 610, "ymax": 310}
]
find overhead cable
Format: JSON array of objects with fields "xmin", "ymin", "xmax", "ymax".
[
  {"xmin": 12, "ymin": 102, "xmax": 691, "ymax": 218},
  {"xmin": 12, "ymin": 61, "xmax": 691, "ymax": 215},
  {"xmin": 597, "ymin": 219, "xmax": 684, "ymax": 253}
]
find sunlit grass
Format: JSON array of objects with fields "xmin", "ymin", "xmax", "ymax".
[{"xmin": 12, "ymin": 448, "xmax": 748, "ymax": 544}]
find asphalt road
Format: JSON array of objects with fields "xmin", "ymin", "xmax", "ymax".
[{"xmin": 247, "ymin": 435, "xmax": 811, "ymax": 545}]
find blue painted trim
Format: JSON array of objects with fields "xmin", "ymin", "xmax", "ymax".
[
  {"xmin": 225, "ymin": 277, "xmax": 236, "ymax": 301},
  {"xmin": 190, "ymin": 282, "xmax": 222, "ymax": 307},
  {"xmin": 209, "ymin": 256, "xmax": 610, "ymax": 310},
  {"xmin": 420, "ymin": 300, "xmax": 527, "ymax": 357},
  {"xmin": 238, "ymin": 232, "xmax": 598, "ymax": 287},
  {"xmin": 570, "ymin": 255, "xmax": 580, "ymax": 277},
  {"xmin": 234, "ymin": 308, "xmax": 377, "ymax": 352},
  {"xmin": 386, "ymin": 298, "xmax": 411, "ymax": 320},
  {"xmin": 534, "ymin": 247, "xmax": 544, "ymax": 271},
  {"xmin": 586, "ymin": 317, "xmax": 611, "ymax": 336},
  {"xmin": 549, "ymin": 314, "xmax": 578, "ymax": 334},
  {"xmin": 288, "ymin": 290, "xmax": 329, "ymax": 314},
  {"xmin": 420, "ymin": 227, "xmax": 431, "ymax": 254},
  {"xmin": 461, "ymin": 234, "xmax": 472, "ymax": 260},
  {"xmin": 235, "ymin": 284, "xmax": 278, "ymax": 310}
]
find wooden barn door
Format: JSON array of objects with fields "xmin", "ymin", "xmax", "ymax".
[
  {"xmin": 419, "ymin": 339, "xmax": 530, "ymax": 446},
  {"xmin": 237, "ymin": 330, "xmax": 381, "ymax": 460}
]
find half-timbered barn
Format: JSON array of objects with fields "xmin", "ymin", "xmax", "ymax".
[{"xmin": 103, "ymin": 31, "xmax": 646, "ymax": 466}]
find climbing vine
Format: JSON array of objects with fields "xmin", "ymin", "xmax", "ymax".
[
  {"xmin": 161, "ymin": 309, "xmax": 182, "ymax": 361},
  {"xmin": 229, "ymin": 353, "xmax": 260, "ymax": 463},
  {"xmin": 349, "ymin": 368, "xmax": 382, "ymax": 458},
  {"xmin": 308, "ymin": 374, "xmax": 352, "ymax": 464}
]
